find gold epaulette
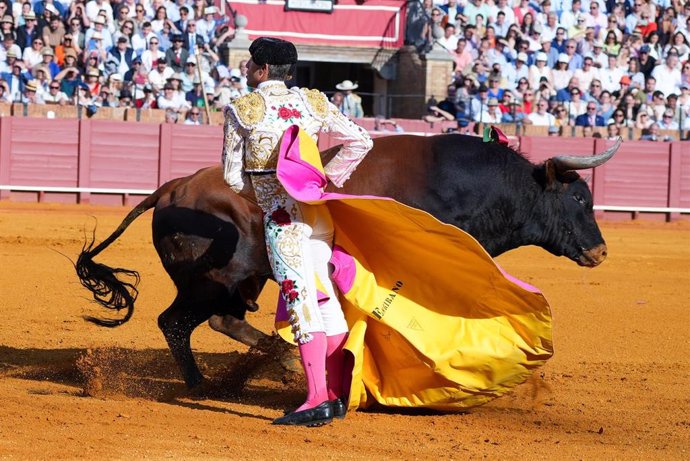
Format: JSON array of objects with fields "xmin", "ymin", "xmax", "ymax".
[
  {"xmin": 229, "ymin": 92, "xmax": 265, "ymax": 129},
  {"xmin": 300, "ymin": 88, "xmax": 329, "ymax": 120}
]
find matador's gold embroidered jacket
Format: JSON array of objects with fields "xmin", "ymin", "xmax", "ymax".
[{"xmin": 222, "ymin": 81, "xmax": 373, "ymax": 193}]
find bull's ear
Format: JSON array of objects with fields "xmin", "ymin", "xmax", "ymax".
[{"xmin": 542, "ymin": 159, "xmax": 560, "ymax": 192}]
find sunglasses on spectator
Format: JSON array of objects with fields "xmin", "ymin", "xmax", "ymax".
[
  {"xmin": 190, "ymin": 111, "xmax": 200, "ymax": 115},
  {"xmin": 587, "ymin": 106, "xmax": 597, "ymax": 110},
  {"xmin": 614, "ymin": 113, "xmax": 624, "ymax": 117},
  {"xmin": 50, "ymin": 85, "xmax": 59, "ymax": 89},
  {"xmin": 136, "ymin": 8, "xmax": 144, "ymax": 12}
]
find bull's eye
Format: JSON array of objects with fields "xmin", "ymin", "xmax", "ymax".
[{"xmin": 573, "ymin": 193, "xmax": 586, "ymax": 205}]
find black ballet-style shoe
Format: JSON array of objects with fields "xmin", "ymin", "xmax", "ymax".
[
  {"xmin": 272, "ymin": 401, "xmax": 334, "ymax": 427},
  {"xmin": 329, "ymin": 398, "xmax": 347, "ymax": 419}
]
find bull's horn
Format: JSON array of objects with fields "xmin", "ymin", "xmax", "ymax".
[{"xmin": 551, "ymin": 137, "xmax": 622, "ymax": 172}]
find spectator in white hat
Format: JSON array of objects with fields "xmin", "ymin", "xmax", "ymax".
[
  {"xmin": 85, "ymin": 16, "xmax": 113, "ymax": 51},
  {"xmin": 85, "ymin": 0, "xmax": 114, "ymax": 26},
  {"xmin": 335, "ymin": 79, "xmax": 364, "ymax": 118},
  {"xmin": 196, "ymin": 6, "xmax": 218, "ymax": 44},
  {"xmin": 528, "ymin": 51, "xmax": 552, "ymax": 91},
  {"xmin": 510, "ymin": 52, "xmax": 530, "ymax": 88},
  {"xmin": 552, "ymin": 53, "xmax": 572, "ymax": 91},
  {"xmin": 539, "ymin": 35, "xmax": 558, "ymax": 67},
  {"xmin": 590, "ymin": 40, "xmax": 607, "ymax": 69}
]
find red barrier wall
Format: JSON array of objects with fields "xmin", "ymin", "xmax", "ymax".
[{"xmin": 0, "ymin": 117, "xmax": 689, "ymax": 219}]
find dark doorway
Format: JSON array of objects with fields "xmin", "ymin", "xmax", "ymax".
[{"xmin": 293, "ymin": 61, "xmax": 375, "ymax": 116}]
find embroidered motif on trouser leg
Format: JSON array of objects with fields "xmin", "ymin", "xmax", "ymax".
[{"xmin": 263, "ymin": 200, "xmax": 326, "ymax": 343}]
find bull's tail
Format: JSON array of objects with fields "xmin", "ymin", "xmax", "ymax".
[{"xmin": 76, "ymin": 183, "xmax": 173, "ymax": 327}]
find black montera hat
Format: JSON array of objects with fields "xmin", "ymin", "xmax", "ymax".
[{"xmin": 249, "ymin": 37, "xmax": 298, "ymax": 66}]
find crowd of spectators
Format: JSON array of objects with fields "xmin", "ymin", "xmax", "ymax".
[
  {"xmin": 408, "ymin": 0, "xmax": 690, "ymax": 140},
  {"xmin": 0, "ymin": 0, "xmax": 247, "ymax": 122}
]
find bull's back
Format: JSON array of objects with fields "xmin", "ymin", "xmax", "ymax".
[{"xmin": 336, "ymin": 135, "xmax": 433, "ymax": 204}]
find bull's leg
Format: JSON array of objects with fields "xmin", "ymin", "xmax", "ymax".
[
  {"xmin": 207, "ymin": 285, "xmax": 272, "ymax": 349},
  {"xmin": 208, "ymin": 314, "xmax": 267, "ymax": 347},
  {"xmin": 158, "ymin": 297, "xmax": 213, "ymax": 388}
]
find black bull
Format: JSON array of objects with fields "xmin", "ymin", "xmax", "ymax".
[{"xmin": 76, "ymin": 134, "xmax": 620, "ymax": 387}]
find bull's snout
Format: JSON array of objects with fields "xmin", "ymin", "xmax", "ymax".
[{"xmin": 579, "ymin": 244, "xmax": 608, "ymax": 267}]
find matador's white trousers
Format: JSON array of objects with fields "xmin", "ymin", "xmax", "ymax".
[{"xmin": 253, "ymin": 175, "xmax": 349, "ymax": 344}]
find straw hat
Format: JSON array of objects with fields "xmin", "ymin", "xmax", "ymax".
[
  {"xmin": 335, "ymin": 79, "xmax": 358, "ymax": 91},
  {"xmin": 25, "ymin": 80, "xmax": 39, "ymax": 92}
]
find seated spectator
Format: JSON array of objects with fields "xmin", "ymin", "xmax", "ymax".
[
  {"xmin": 196, "ymin": 6, "xmax": 219, "ymax": 45},
  {"xmin": 547, "ymin": 125, "xmax": 561, "ymax": 136},
  {"xmin": 22, "ymin": 37, "xmax": 45, "ymax": 68},
  {"xmin": 658, "ymin": 109, "xmax": 679, "ymax": 130},
  {"xmin": 157, "ymin": 82, "xmax": 189, "ymax": 112},
  {"xmin": 501, "ymin": 98, "xmax": 526, "ymax": 123},
  {"xmin": 477, "ymin": 97, "xmax": 503, "ymax": 123},
  {"xmin": 552, "ymin": 54, "xmax": 572, "ymax": 91},
  {"xmin": 486, "ymin": 74, "xmax": 504, "ymax": 99},
  {"xmin": 141, "ymin": 36, "xmax": 164, "ymax": 72},
  {"xmin": 165, "ymin": 34, "xmax": 188, "ymax": 73},
  {"xmin": 105, "ymin": 73, "xmax": 124, "ymax": 99},
  {"xmin": 84, "ymin": 67, "xmax": 101, "ymax": 95},
  {"xmin": 527, "ymin": 98, "xmax": 556, "ymax": 126},
  {"xmin": 183, "ymin": 107, "xmax": 202, "ymax": 125},
  {"xmin": 181, "ymin": 20, "xmax": 205, "ymax": 51},
  {"xmin": 43, "ymin": 78, "xmax": 68, "ymax": 105},
  {"xmin": 54, "ymin": 34, "xmax": 77, "ymax": 67},
  {"xmin": 148, "ymin": 58, "xmax": 173, "ymax": 92},
  {"xmin": 55, "ymin": 64, "xmax": 81, "ymax": 99},
  {"xmin": 106, "ymin": 36, "xmax": 135, "ymax": 77},
  {"xmin": 423, "ymin": 105, "xmax": 455, "ymax": 124},
  {"xmin": 42, "ymin": 12, "xmax": 65, "ymax": 48},
  {"xmin": 84, "ymin": 16, "xmax": 113, "ymax": 52},
  {"xmin": 31, "ymin": 64, "xmax": 51, "ymax": 94},
  {"xmin": 164, "ymin": 108, "xmax": 178, "ymax": 123},
  {"xmin": 83, "ymin": 47, "xmax": 106, "ymax": 74},
  {"xmin": 575, "ymin": 102, "xmax": 605, "ymax": 126},
  {"xmin": 94, "ymin": 85, "xmax": 118, "ymax": 107},
  {"xmin": 35, "ymin": 46, "xmax": 58, "ymax": 79},
  {"xmin": 374, "ymin": 115, "xmax": 404, "ymax": 133},
  {"xmin": 1, "ymin": 58, "xmax": 30, "ymax": 102},
  {"xmin": 131, "ymin": 22, "xmax": 155, "ymax": 56},
  {"xmin": 113, "ymin": 17, "xmax": 135, "ymax": 46},
  {"xmin": 0, "ymin": 78, "xmax": 11, "ymax": 102},
  {"xmin": 553, "ymin": 104, "xmax": 571, "ymax": 127},
  {"xmin": 135, "ymin": 84, "xmax": 157, "ymax": 109},
  {"xmin": 179, "ymin": 55, "xmax": 212, "ymax": 93},
  {"xmin": 639, "ymin": 123, "xmax": 661, "ymax": 141},
  {"xmin": 151, "ymin": 6, "xmax": 169, "ymax": 34},
  {"xmin": 118, "ymin": 89, "xmax": 133, "ymax": 108},
  {"xmin": 606, "ymin": 121, "xmax": 621, "ymax": 140},
  {"xmin": 528, "ymin": 52, "xmax": 552, "ymax": 91},
  {"xmin": 23, "ymin": 79, "xmax": 44, "ymax": 104}
]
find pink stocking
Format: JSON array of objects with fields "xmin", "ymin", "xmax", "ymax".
[
  {"xmin": 326, "ymin": 333, "xmax": 348, "ymax": 401},
  {"xmin": 294, "ymin": 332, "xmax": 328, "ymax": 412}
]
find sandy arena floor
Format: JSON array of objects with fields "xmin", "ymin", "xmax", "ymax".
[{"xmin": 0, "ymin": 202, "xmax": 688, "ymax": 460}]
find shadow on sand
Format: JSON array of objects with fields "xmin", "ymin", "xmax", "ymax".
[{"xmin": 0, "ymin": 345, "xmax": 305, "ymax": 414}]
